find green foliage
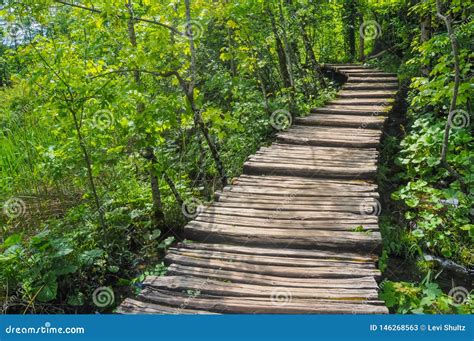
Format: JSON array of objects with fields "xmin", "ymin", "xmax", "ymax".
[{"xmin": 380, "ymin": 274, "xmax": 473, "ymax": 314}]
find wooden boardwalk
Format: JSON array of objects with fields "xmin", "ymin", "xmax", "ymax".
[{"xmin": 118, "ymin": 64, "xmax": 398, "ymax": 314}]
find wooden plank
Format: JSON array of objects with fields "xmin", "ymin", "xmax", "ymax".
[
  {"xmin": 320, "ymin": 104, "xmax": 390, "ymax": 112},
  {"xmin": 274, "ymin": 135, "xmax": 381, "ymax": 148},
  {"xmin": 338, "ymin": 90, "xmax": 397, "ymax": 98},
  {"xmin": 232, "ymin": 177, "xmax": 378, "ymax": 190},
  {"xmin": 258, "ymin": 143, "xmax": 380, "ymax": 155},
  {"xmin": 184, "ymin": 223, "xmax": 382, "ymax": 252},
  {"xmin": 166, "ymin": 248, "xmax": 376, "ymax": 269},
  {"xmin": 311, "ymin": 107, "xmax": 388, "ymax": 115},
  {"xmin": 195, "ymin": 214, "xmax": 379, "ymax": 231},
  {"xmin": 224, "ymin": 185, "xmax": 379, "ymax": 197},
  {"xmin": 236, "ymin": 174, "xmax": 378, "ymax": 186},
  {"xmin": 329, "ymin": 98, "xmax": 394, "ymax": 106},
  {"xmin": 166, "ymin": 264, "xmax": 379, "ymax": 289},
  {"xmin": 247, "ymin": 156, "xmax": 376, "ymax": 168},
  {"xmin": 339, "ymin": 70, "xmax": 396, "ymax": 76},
  {"xmin": 137, "ymin": 288, "xmax": 389, "ymax": 314},
  {"xmin": 143, "ymin": 276, "xmax": 380, "ymax": 300},
  {"xmin": 218, "ymin": 193, "xmax": 379, "ymax": 205},
  {"xmin": 176, "ymin": 242, "xmax": 377, "ymax": 261},
  {"xmin": 343, "ymin": 84, "xmax": 398, "ymax": 91},
  {"xmin": 117, "ymin": 298, "xmax": 219, "ymax": 314},
  {"xmin": 212, "ymin": 201, "xmax": 372, "ymax": 214},
  {"xmin": 164, "ymin": 253, "xmax": 382, "ymax": 278},
  {"xmin": 295, "ymin": 114, "xmax": 386, "ymax": 128},
  {"xmin": 243, "ymin": 162, "xmax": 377, "ymax": 179},
  {"xmin": 347, "ymin": 77, "xmax": 398, "ymax": 83}
]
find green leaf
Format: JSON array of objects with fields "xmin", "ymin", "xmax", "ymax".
[
  {"xmin": 67, "ymin": 292, "xmax": 85, "ymax": 306},
  {"xmin": 2, "ymin": 234, "xmax": 22, "ymax": 248},
  {"xmin": 36, "ymin": 281, "xmax": 58, "ymax": 302},
  {"xmin": 79, "ymin": 249, "xmax": 104, "ymax": 266}
]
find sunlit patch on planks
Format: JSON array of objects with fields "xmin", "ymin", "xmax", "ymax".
[{"xmin": 118, "ymin": 64, "xmax": 398, "ymax": 314}]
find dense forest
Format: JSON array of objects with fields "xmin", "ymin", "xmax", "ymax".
[{"xmin": 0, "ymin": 0, "xmax": 472, "ymax": 314}]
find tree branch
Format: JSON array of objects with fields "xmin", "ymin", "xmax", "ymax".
[
  {"xmin": 54, "ymin": 0, "xmax": 183, "ymax": 36},
  {"xmin": 435, "ymin": 0, "xmax": 466, "ymax": 193}
]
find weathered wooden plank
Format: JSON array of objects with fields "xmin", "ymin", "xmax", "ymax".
[
  {"xmin": 137, "ymin": 288, "xmax": 389, "ymax": 314},
  {"xmin": 195, "ymin": 214, "xmax": 379, "ymax": 231},
  {"xmin": 329, "ymin": 98, "xmax": 394, "ymax": 106},
  {"xmin": 167, "ymin": 248, "xmax": 377, "ymax": 268},
  {"xmin": 275, "ymin": 135, "xmax": 380, "ymax": 148},
  {"xmin": 218, "ymin": 193, "xmax": 378, "ymax": 205},
  {"xmin": 166, "ymin": 264, "xmax": 379, "ymax": 289},
  {"xmin": 243, "ymin": 162, "xmax": 377, "ymax": 179},
  {"xmin": 224, "ymin": 185, "xmax": 379, "ymax": 197},
  {"xmin": 247, "ymin": 156, "xmax": 376, "ymax": 168},
  {"xmin": 338, "ymin": 90, "xmax": 397, "ymax": 98},
  {"xmin": 295, "ymin": 114, "xmax": 386, "ymax": 128},
  {"xmin": 176, "ymin": 242, "xmax": 377, "ymax": 261},
  {"xmin": 164, "ymin": 254, "xmax": 382, "ymax": 278},
  {"xmin": 311, "ymin": 107, "xmax": 388, "ymax": 116},
  {"xmin": 117, "ymin": 298, "xmax": 219, "ymax": 314},
  {"xmin": 143, "ymin": 276, "xmax": 380, "ymax": 300},
  {"xmin": 184, "ymin": 223, "xmax": 382, "ymax": 252},
  {"xmin": 343, "ymin": 83, "xmax": 398, "ymax": 91},
  {"xmin": 319, "ymin": 104, "xmax": 390, "ymax": 112},
  {"xmin": 212, "ymin": 201, "xmax": 372, "ymax": 214},
  {"xmin": 347, "ymin": 77, "xmax": 398, "ymax": 83},
  {"xmin": 236, "ymin": 174, "xmax": 378, "ymax": 187}
]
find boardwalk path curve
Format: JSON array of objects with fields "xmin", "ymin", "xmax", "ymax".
[{"xmin": 119, "ymin": 64, "xmax": 398, "ymax": 314}]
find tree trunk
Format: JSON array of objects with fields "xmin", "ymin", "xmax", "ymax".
[
  {"xmin": 277, "ymin": 1, "xmax": 297, "ymax": 115},
  {"xmin": 345, "ymin": 0, "xmax": 357, "ymax": 61},
  {"xmin": 358, "ymin": 13, "xmax": 365, "ymax": 62},
  {"xmin": 127, "ymin": 0, "xmax": 165, "ymax": 228},
  {"xmin": 184, "ymin": 0, "xmax": 228, "ymax": 187},
  {"xmin": 420, "ymin": 1, "xmax": 431, "ymax": 76},
  {"xmin": 71, "ymin": 108, "xmax": 106, "ymax": 229},
  {"xmin": 436, "ymin": 0, "xmax": 467, "ymax": 193}
]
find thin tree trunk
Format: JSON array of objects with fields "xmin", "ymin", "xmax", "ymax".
[
  {"xmin": 286, "ymin": 0, "xmax": 326, "ymax": 88},
  {"xmin": 184, "ymin": 0, "xmax": 228, "ymax": 187},
  {"xmin": 163, "ymin": 172, "xmax": 184, "ymax": 208},
  {"xmin": 126, "ymin": 0, "xmax": 166, "ymax": 227},
  {"xmin": 358, "ymin": 12, "xmax": 365, "ymax": 62},
  {"xmin": 71, "ymin": 108, "xmax": 106, "ymax": 229},
  {"xmin": 435, "ymin": 0, "xmax": 467, "ymax": 193},
  {"xmin": 345, "ymin": 0, "xmax": 356, "ymax": 61},
  {"xmin": 267, "ymin": 6, "xmax": 292, "ymax": 88},
  {"xmin": 277, "ymin": 1, "xmax": 297, "ymax": 115},
  {"xmin": 421, "ymin": 0, "xmax": 432, "ymax": 76}
]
